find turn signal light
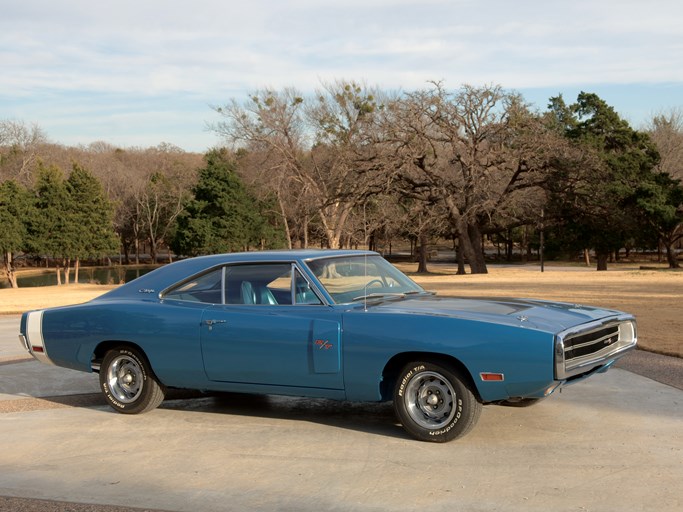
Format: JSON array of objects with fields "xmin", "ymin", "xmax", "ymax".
[{"xmin": 480, "ymin": 372, "xmax": 504, "ymax": 381}]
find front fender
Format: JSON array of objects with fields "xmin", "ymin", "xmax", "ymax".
[{"xmin": 341, "ymin": 311, "xmax": 556, "ymax": 402}]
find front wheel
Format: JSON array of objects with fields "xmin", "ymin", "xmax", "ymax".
[
  {"xmin": 393, "ymin": 361, "xmax": 482, "ymax": 442},
  {"xmin": 99, "ymin": 346, "xmax": 165, "ymax": 414}
]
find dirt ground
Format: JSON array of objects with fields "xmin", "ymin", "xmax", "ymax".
[{"xmin": 1, "ymin": 264, "xmax": 681, "ymax": 358}]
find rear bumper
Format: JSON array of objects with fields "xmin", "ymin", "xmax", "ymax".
[{"xmin": 19, "ymin": 310, "xmax": 54, "ymax": 365}]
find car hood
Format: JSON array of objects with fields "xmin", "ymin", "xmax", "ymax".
[{"xmin": 365, "ymin": 295, "xmax": 624, "ymax": 333}]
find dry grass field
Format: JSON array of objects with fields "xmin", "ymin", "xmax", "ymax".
[
  {"xmin": 401, "ymin": 263, "xmax": 683, "ymax": 358},
  {"xmin": 0, "ymin": 284, "xmax": 118, "ymax": 315},
  {"xmin": 1, "ymin": 265, "xmax": 681, "ymax": 358}
]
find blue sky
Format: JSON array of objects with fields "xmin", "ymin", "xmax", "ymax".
[{"xmin": 2, "ymin": 0, "xmax": 682, "ymax": 152}]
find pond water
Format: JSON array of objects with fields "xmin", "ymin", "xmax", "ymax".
[{"xmin": 1, "ymin": 266, "xmax": 159, "ymax": 289}]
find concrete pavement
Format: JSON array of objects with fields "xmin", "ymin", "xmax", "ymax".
[{"xmin": 1, "ymin": 316, "xmax": 682, "ymax": 512}]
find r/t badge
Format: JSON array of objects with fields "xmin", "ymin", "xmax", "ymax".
[{"xmin": 315, "ymin": 339, "xmax": 333, "ymax": 350}]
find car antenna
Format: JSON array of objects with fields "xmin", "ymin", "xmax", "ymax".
[{"xmin": 364, "ymin": 252, "xmax": 368, "ymax": 312}]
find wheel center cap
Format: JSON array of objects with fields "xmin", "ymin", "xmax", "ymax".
[
  {"xmin": 122, "ymin": 373, "xmax": 134, "ymax": 384},
  {"xmin": 426, "ymin": 394, "xmax": 439, "ymax": 406}
]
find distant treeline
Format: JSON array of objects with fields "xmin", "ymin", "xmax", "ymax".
[{"xmin": 2, "ymin": 80, "xmax": 683, "ymax": 287}]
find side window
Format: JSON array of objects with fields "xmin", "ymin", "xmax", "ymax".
[
  {"xmin": 164, "ymin": 268, "xmax": 224, "ymax": 303},
  {"xmin": 164, "ymin": 263, "xmax": 324, "ymax": 306},
  {"xmin": 224, "ymin": 263, "xmax": 292, "ymax": 305},
  {"xmin": 222, "ymin": 263, "xmax": 324, "ymax": 305}
]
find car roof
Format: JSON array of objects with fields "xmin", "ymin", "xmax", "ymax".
[{"xmin": 94, "ymin": 249, "xmax": 377, "ymax": 301}]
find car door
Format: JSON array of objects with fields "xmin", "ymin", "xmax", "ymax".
[{"xmin": 200, "ymin": 263, "xmax": 344, "ymax": 390}]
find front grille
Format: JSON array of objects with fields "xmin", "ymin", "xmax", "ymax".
[
  {"xmin": 564, "ymin": 325, "xmax": 620, "ymax": 360},
  {"xmin": 555, "ymin": 317, "xmax": 636, "ymax": 380}
]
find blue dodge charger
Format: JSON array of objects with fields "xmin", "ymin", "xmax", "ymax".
[{"xmin": 19, "ymin": 250, "xmax": 637, "ymax": 442}]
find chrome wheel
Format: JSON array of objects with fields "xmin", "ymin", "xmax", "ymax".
[
  {"xmin": 100, "ymin": 347, "xmax": 165, "ymax": 414},
  {"xmin": 403, "ymin": 370, "xmax": 456, "ymax": 429},
  {"xmin": 106, "ymin": 354, "xmax": 143, "ymax": 404}
]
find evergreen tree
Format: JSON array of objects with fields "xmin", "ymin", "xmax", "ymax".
[
  {"xmin": 28, "ymin": 163, "xmax": 118, "ymax": 284},
  {"xmin": 66, "ymin": 163, "xmax": 119, "ymax": 279},
  {"xmin": 632, "ymin": 171, "xmax": 683, "ymax": 268},
  {"xmin": 546, "ymin": 93, "xmax": 661, "ymax": 270},
  {"xmin": 0, "ymin": 180, "xmax": 32, "ymax": 287},
  {"xmin": 172, "ymin": 149, "xmax": 284, "ymax": 256},
  {"xmin": 28, "ymin": 163, "xmax": 76, "ymax": 283}
]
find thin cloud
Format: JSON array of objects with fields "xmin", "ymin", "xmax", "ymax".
[{"xmin": 2, "ymin": 0, "xmax": 682, "ymax": 150}]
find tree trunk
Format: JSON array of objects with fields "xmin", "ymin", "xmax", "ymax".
[
  {"xmin": 3, "ymin": 252, "xmax": 19, "ymax": 288},
  {"xmin": 467, "ymin": 223, "xmax": 488, "ymax": 274},
  {"xmin": 277, "ymin": 194, "xmax": 293, "ymax": 249},
  {"xmin": 583, "ymin": 249, "xmax": 591, "ymax": 266},
  {"xmin": 596, "ymin": 251, "xmax": 609, "ymax": 271},
  {"xmin": 454, "ymin": 220, "xmax": 485, "ymax": 274},
  {"xmin": 664, "ymin": 242, "xmax": 680, "ymax": 269},
  {"xmin": 443, "ymin": 195, "xmax": 487, "ymax": 273},
  {"xmin": 63, "ymin": 259, "xmax": 71, "ymax": 285},
  {"xmin": 368, "ymin": 232, "xmax": 376, "ymax": 252},
  {"xmin": 505, "ymin": 230, "xmax": 513, "ymax": 262},
  {"xmin": 454, "ymin": 237, "xmax": 466, "ymax": 275},
  {"xmin": 302, "ymin": 216, "xmax": 309, "ymax": 248},
  {"xmin": 74, "ymin": 258, "xmax": 80, "ymax": 284},
  {"xmin": 122, "ymin": 240, "xmax": 131, "ymax": 265},
  {"xmin": 150, "ymin": 241, "xmax": 157, "ymax": 264},
  {"xmin": 416, "ymin": 232, "xmax": 429, "ymax": 274}
]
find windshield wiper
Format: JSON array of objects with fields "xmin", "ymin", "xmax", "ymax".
[{"xmin": 351, "ymin": 292, "xmax": 406, "ymax": 302}]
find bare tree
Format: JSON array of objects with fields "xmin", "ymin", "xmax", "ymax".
[
  {"xmin": 213, "ymin": 81, "xmax": 389, "ymax": 249},
  {"xmin": 387, "ymin": 83, "xmax": 562, "ymax": 273},
  {"xmin": 129, "ymin": 145, "xmax": 198, "ymax": 263},
  {"xmin": 647, "ymin": 108, "xmax": 683, "ymax": 180},
  {"xmin": 0, "ymin": 119, "xmax": 48, "ymax": 185},
  {"xmin": 646, "ymin": 108, "xmax": 683, "ymax": 266},
  {"xmin": 214, "ymin": 87, "xmax": 308, "ymax": 248}
]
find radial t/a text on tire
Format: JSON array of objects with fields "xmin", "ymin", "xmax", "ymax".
[
  {"xmin": 393, "ymin": 361, "xmax": 482, "ymax": 442},
  {"xmin": 99, "ymin": 346, "xmax": 165, "ymax": 414}
]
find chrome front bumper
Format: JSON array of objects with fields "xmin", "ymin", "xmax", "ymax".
[{"xmin": 555, "ymin": 315, "xmax": 637, "ymax": 380}]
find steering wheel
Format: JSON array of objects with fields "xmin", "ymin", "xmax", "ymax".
[{"xmin": 366, "ymin": 279, "xmax": 384, "ymax": 288}]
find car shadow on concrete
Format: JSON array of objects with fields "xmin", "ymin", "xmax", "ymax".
[{"xmin": 159, "ymin": 391, "xmax": 409, "ymax": 440}]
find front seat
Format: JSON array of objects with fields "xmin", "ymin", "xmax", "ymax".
[{"xmin": 240, "ymin": 281, "xmax": 256, "ymax": 304}]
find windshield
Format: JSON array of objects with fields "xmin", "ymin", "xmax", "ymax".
[{"xmin": 305, "ymin": 254, "xmax": 424, "ymax": 304}]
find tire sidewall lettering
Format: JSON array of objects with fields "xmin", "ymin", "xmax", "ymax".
[
  {"xmin": 119, "ymin": 348, "xmax": 148, "ymax": 382},
  {"xmin": 102, "ymin": 381, "xmax": 127, "ymax": 410},
  {"xmin": 398, "ymin": 364, "xmax": 426, "ymax": 398},
  {"xmin": 101, "ymin": 347, "xmax": 149, "ymax": 411},
  {"xmin": 394, "ymin": 361, "xmax": 480, "ymax": 442},
  {"xmin": 428, "ymin": 398, "xmax": 463, "ymax": 437}
]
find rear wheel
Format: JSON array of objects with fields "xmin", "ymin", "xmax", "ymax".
[
  {"xmin": 394, "ymin": 361, "xmax": 482, "ymax": 442},
  {"xmin": 100, "ymin": 346, "xmax": 165, "ymax": 414}
]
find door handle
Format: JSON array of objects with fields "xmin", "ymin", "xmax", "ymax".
[{"xmin": 203, "ymin": 319, "xmax": 227, "ymax": 331}]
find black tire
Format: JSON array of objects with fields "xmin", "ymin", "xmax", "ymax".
[
  {"xmin": 99, "ymin": 346, "xmax": 165, "ymax": 414},
  {"xmin": 393, "ymin": 361, "xmax": 482, "ymax": 442}
]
